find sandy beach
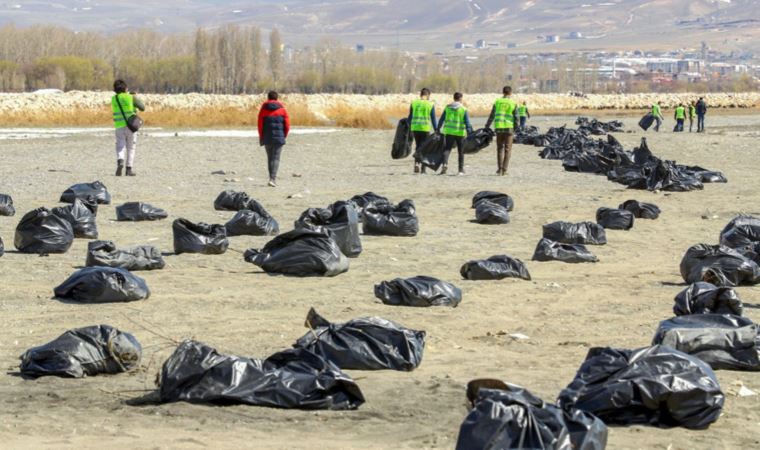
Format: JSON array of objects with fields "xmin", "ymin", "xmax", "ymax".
[{"xmin": 0, "ymin": 113, "xmax": 759, "ymax": 449}]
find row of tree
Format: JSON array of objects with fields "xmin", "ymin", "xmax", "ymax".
[{"xmin": 0, "ymin": 24, "xmax": 755, "ymax": 94}]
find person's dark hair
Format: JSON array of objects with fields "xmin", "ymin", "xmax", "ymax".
[
  {"xmin": 420, "ymin": 88, "xmax": 430, "ymax": 97},
  {"xmin": 113, "ymin": 79, "xmax": 127, "ymax": 94},
  {"xmin": 268, "ymin": 91, "xmax": 279, "ymax": 100},
  {"xmin": 699, "ymin": 97, "xmax": 704, "ymax": 100},
  {"xmin": 503, "ymin": 86, "xmax": 512, "ymax": 95},
  {"xmin": 453, "ymin": 92, "xmax": 463, "ymax": 101}
]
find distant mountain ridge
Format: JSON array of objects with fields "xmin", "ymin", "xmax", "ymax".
[{"xmin": 1, "ymin": 0, "xmax": 757, "ymax": 52}]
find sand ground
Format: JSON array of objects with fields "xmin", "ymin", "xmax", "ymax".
[{"xmin": 0, "ymin": 114, "xmax": 759, "ymax": 449}]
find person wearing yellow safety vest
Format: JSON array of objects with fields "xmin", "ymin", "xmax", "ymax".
[
  {"xmin": 436, "ymin": 92, "xmax": 473, "ymax": 175},
  {"xmin": 518, "ymin": 101, "xmax": 530, "ymax": 130},
  {"xmin": 484, "ymin": 86, "xmax": 520, "ymax": 176},
  {"xmin": 651, "ymin": 101, "xmax": 664, "ymax": 132},
  {"xmin": 688, "ymin": 100, "xmax": 697, "ymax": 133},
  {"xmin": 673, "ymin": 103, "xmax": 686, "ymax": 132},
  {"xmin": 111, "ymin": 79, "xmax": 145, "ymax": 176},
  {"xmin": 408, "ymin": 88, "xmax": 437, "ymax": 174}
]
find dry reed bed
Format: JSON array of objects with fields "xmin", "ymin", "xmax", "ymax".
[{"xmin": 0, "ymin": 91, "xmax": 758, "ymax": 129}]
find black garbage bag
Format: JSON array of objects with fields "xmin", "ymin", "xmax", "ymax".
[
  {"xmin": 295, "ymin": 201, "xmax": 362, "ymax": 257},
  {"xmin": 474, "ymin": 200, "xmax": 510, "ymax": 225},
  {"xmin": 652, "ymin": 314, "xmax": 760, "ymax": 371},
  {"xmin": 115, "ymin": 202, "xmax": 168, "ymax": 221},
  {"xmin": 225, "ymin": 209, "xmax": 280, "ymax": 237},
  {"xmin": 19, "ymin": 325, "xmax": 141, "ymax": 379},
  {"xmin": 14, "ymin": 207, "xmax": 74, "ymax": 254},
  {"xmin": 639, "ymin": 113, "xmax": 655, "ymax": 131},
  {"xmin": 679, "ymin": 244, "xmax": 760, "ymax": 287},
  {"xmin": 719, "ymin": 215, "xmax": 760, "ymax": 249},
  {"xmin": 619, "ymin": 200, "xmax": 661, "ymax": 219},
  {"xmin": 363, "ymin": 199, "xmax": 419, "ymax": 236},
  {"xmin": 86, "ymin": 240, "xmax": 165, "ymax": 271},
  {"xmin": 172, "ymin": 218, "xmax": 229, "ymax": 255},
  {"xmin": 563, "ymin": 152, "xmax": 617, "ymax": 174},
  {"xmin": 213, "ymin": 190, "xmax": 256, "ymax": 211},
  {"xmin": 60, "ymin": 181, "xmax": 111, "ymax": 205},
  {"xmin": 157, "ymin": 340, "xmax": 365, "ymax": 410},
  {"xmin": 391, "ymin": 118, "xmax": 413, "ymax": 159},
  {"xmin": 471, "ymin": 191, "xmax": 514, "ymax": 211},
  {"xmin": 627, "ymin": 160, "xmax": 704, "ymax": 192},
  {"xmin": 673, "ymin": 282, "xmax": 743, "ymax": 316},
  {"xmin": 294, "ymin": 308, "xmax": 425, "ymax": 371},
  {"xmin": 52, "ymin": 198, "xmax": 98, "ymax": 239},
  {"xmin": 374, "ymin": 276, "xmax": 462, "ymax": 307},
  {"xmin": 415, "ymin": 133, "xmax": 445, "ymax": 171},
  {"xmin": 596, "ymin": 207, "xmax": 634, "ymax": 230},
  {"xmin": 462, "ymin": 128, "xmax": 495, "ymax": 154},
  {"xmin": 0, "ymin": 193, "xmax": 15, "ymax": 216},
  {"xmin": 542, "ymin": 221, "xmax": 607, "ymax": 245},
  {"xmin": 533, "ymin": 238, "xmax": 598, "ymax": 263},
  {"xmin": 244, "ymin": 228, "xmax": 349, "ymax": 277},
  {"xmin": 53, "ymin": 267, "xmax": 150, "ymax": 303},
  {"xmin": 348, "ymin": 192, "xmax": 390, "ymax": 217},
  {"xmin": 456, "ymin": 382, "xmax": 608, "ymax": 450},
  {"xmin": 0, "ymin": 236, "xmax": 3, "ymax": 257},
  {"xmin": 460, "ymin": 255, "xmax": 531, "ymax": 281},
  {"xmin": 685, "ymin": 166, "xmax": 728, "ymax": 184},
  {"xmin": 557, "ymin": 345, "xmax": 724, "ymax": 429}
]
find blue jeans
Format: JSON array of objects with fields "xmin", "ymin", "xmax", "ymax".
[
  {"xmin": 265, "ymin": 144, "xmax": 283, "ymax": 180},
  {"xmin": 519, "ymin": 116, "xmax": 527, "ymax": 130},
  {"xmin": 697, "ymin": 114, "xmax": 705, "ymax": 132}
]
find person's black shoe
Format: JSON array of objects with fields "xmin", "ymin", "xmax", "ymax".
[
  {"xmin": 440, "ymin": 165, "xmax": 448, "ymax": 175},
  {"xmin": 115, "ymin": 159, "xmax": 124, "ymax": 176},
  {"xmin": 126, "ymin": 167, "xmax": 136, "ymax": 176}
]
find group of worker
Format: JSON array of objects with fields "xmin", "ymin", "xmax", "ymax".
[
  {"xmin": 408, "ymin": 87, "xmax": 529, "ymax": 176},
  {"xmin": 650, "ymin": 97, "xmax": 707, "ymax": 133}
]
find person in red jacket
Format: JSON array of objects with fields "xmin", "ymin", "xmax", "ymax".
[{"xmin": 257, "ymin": 91, "xmax": 290, "ymax": 187}]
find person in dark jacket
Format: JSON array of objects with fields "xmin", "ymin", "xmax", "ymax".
[
  {"xmin": 696, "ymin": 97, "xmax": 707, "ymax": 132},
  {"xmin": 257, "ymin": 91, "xmax": 290, "ymax": 187}
]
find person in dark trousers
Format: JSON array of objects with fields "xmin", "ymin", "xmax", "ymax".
[
  {"xmin": 696, "ymin": 97, "xmax": 707, "ymax": 132},
  {"xmin": 518, "ymin": 101, "xmax": 530, "ymax": 130},
  {"xmin": 485, "ymin": 86, "xmax": 519, "ymax": 175},
  {"xmin": 257, "ymin": 91, "xmax": 290, "ymax": 187},
  {"xmin": 111, "ymin": 80, "xmax": 145, "ymax": 176},
  {"xmin": 437, "ymin": 92, "xmax": 473, "ymax": 175},
  {"xmin": 674, "ymin": 103, "xmax": 686, "ymax": 132},
  {"xmin": 408, "ymin": 88, "xmax": 437, "ymax": 174},
  {"xmin": 689, "ymin": 100, "xmax": 697, "ymax": 132},
  {"xmin": 651, "ymin": 101, "xmax": 664, "ymax": 132}
]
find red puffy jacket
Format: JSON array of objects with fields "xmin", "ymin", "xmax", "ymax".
[{"xmin": 258, "ymin": 100, "xmax": 290, "ymax": 146}]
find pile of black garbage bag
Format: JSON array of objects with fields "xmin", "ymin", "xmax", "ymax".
[
  {"xmin": 19, "ymin": 325, "xmax": 141, "ymax": 378},
  {"xmin": 86, "ymin": 240, "xmax": 165, "ymax": 271},
  {"xmin": 293, "ymin": 308, "xmax": 425, "ymax": 371},
  {"xmin": 456, "ymin": 381, "xmax": 608, "ymax": 450},
  {"xmin": 522, "ymin": 117, "xmax": 726, "ymax": 192},
  {"xmin": 157, "ymin": 340, "xmax": 365, "ymax": 410},
  {"xmin": 54, "ymin": 267, "xmax": 150, "ymax": 303},
  {"xmin": 244, "ymin": 228, "xmax": 349, "ymax": 277},
  {"xmin": 295, "ymin": 201, "xmax": 362, "ymax": 257}
]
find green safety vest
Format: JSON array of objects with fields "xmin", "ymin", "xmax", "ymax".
[
  {"xmin": 518, "ymin": 104, "xmax": 528, "ymax": 117},
  {"xmin": 442, "ymin": 106, "xmax": 467, "ymax": 137},
  {"xmin": 493, "ymin": 97, "xmax": 517, "ymax": 130},
  {"xmin": 410, "ymin": 99, "xmax": 434, "ymax": 132},
  {"xmin": 675, "ymin": 106, "xmax": 686, "ymax": 120},
  {"xmin": 652, "ymin": 104, "xmax": 661, "ymax": 117},
  {"xmin": 689, "ymin": 105, "xmax": 696, "ymax": 118},
  {"xmin": 112, "ymin": 93, "xmax": 135, "ymax": 129}
]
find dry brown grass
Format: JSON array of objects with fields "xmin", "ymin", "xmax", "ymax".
[{"xmin": 323, "ymin": 103, "xmax": 400, "ymax": 130}]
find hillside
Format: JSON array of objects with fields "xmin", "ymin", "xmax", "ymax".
[{"xmin": 0, "ymin": 0, "xmax": 758, "ymax": 52}]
